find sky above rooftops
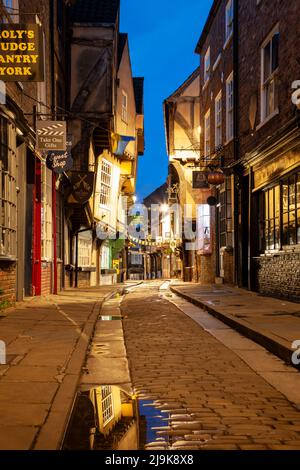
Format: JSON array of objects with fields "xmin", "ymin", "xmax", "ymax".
[{"xmin": 120, "ymin": 0, "xmax": 213, "ymax": 201}]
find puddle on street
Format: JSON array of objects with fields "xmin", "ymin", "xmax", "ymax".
[
  {"xmin": 62, "ymin": 386, "xmax": 172, "ymax": 450},
  {"xmin": 99, "ymin": 316, "xmax": 123, "ymax": 321}
]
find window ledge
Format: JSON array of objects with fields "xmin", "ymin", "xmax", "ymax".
[
  {"xmin": 256, "ymin": 108, "xmax": 279, "ymax": 131},
  {"xmin": 213, "ymin": 53, "xmax": 222, "ymax": 72},
  {"xmin": 78, "ymin": 266, "xmax": 96, "ymax": 272},
  {"xmin": 202, "ymin": 79, "xmax": 210, "ymax": 92},
  {"xmin": 223, "ymin": 33, "xmax": 233, "ymax": 51},
  {"xmin": 0, "ymin": 255, "xmax": 16, "ymax": 263},
  {"xmin": 224, "ymin": 137, "xmax": 234, "ymax": 146}
]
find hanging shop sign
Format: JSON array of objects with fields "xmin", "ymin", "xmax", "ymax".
[
  {"xmin": 36, "ymin": 120, "xmax": 67, "ymax": 151},
  {"xmin": 46, "ymin": 138, "xmax": 73, "ymax": 174},
  {"xmin": 192, "ymin": 171, "xmax": 209, "ymax": 189},
  {"xmin": 0, "ymin": 24, "xmax": 44, "ymax": 81},
  {"xmin": 71, "ymin": 171, "xmax": 94, "ymax": 204}
]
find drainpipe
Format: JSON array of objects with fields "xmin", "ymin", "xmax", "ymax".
[{"xmin": 233, "ymin": 0, "xmax": 239, "ymax": 286}]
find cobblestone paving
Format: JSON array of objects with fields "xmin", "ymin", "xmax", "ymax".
[{"xmin": 121, "ymin": 284, "xmax": 300, "ymax": 450}]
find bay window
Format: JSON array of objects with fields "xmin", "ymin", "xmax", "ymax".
[{"xmin": 262, "ymin": 172, "xmax": 300, "ymax": 251}]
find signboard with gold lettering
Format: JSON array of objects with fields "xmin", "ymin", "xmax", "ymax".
[{"xmin": 0, "ymin": 24, "xmax": 44, "ymax": 81}]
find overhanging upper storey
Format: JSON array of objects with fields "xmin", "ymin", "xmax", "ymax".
[{"xmin": 164, "ymin": 67, "xmax": 200, "ymax": 163}]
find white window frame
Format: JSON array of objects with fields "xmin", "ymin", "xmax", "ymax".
[
  {"xmin": 99, "ymin": 159, "xmax": 112, "ymax": 208},
  {"xmin": 78, "ymin": 234, "xmax": 92, "ymax": 267},
  {"xmin": 101, "ymin": 386, "xmax": 114, "ymax": 426},
  {"xmin": 215, "ymin": 91, "xmax": 222, "ymax": 149},
  {"xmin": 121, "ymin": 90, "xmax": 128, "ymax": 123},
  {"xmin": 260, "ymin": 25, "xmax": 279, "ymax": 123},
  {"xmin": 0, "ymin": 117, "xmax": 17, "ymax": 259},
  {"xmin": 226, "ymin": 72, "xmax": 234, "ymax": 142},
  {"xmin": 101, "ymin": 244, "xmax": 110, "ymax": 269},
  {"xmin": 204, "ymin": 47, "xmax": 210, "ymax": 84},
  {"xmin": 225, "ymin": 0, "xmax": 233, "ymax": 43},
  {"xmin": 204, "ymin": 109, "xmax": 210, "ymax": 158},
  {"xmin": 41, "ymin": 164, "xmax": 53, "ymax": 261}
]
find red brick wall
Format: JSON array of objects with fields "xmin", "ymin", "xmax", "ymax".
[
  {"xmin": 0, "ymin": 264, "xmax": 16, "ymax": 307},
  {"xmin": 198, "ymin": 0, "xmax": 234, "ymax": 165},
  {"xmin": 238, "ymin": 0, "xmax": 300, "ymax": 157}
]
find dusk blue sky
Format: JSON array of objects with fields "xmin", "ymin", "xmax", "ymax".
[{"xmin": 120, "ymin": 0, "xmax": 213, "ymax": 201}]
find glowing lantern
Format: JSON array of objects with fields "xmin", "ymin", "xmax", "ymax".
[{"xmin": 207, "ymin": 171, "xmax": 225, "ymax": 185}]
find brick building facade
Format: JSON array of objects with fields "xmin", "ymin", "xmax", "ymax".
[
  {"xmin": 194, "ymin": 0, "xmax": 300, "ymax": 301},
  {"xmin": 0, "ymin": 0, "xmax": 68, "ymax": 307}
]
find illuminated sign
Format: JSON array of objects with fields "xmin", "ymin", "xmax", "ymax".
[{"xmin": 0, "ymin": 24, "xmax": 44, "ymax": 81}]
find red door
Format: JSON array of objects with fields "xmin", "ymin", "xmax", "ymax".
[{"xmin": 32, "ymin": 158, "xmax": 42, "ymax": 296}]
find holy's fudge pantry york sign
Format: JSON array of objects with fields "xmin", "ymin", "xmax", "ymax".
[{"xmin": 0, "ymin": 24, "xmax": 44, "ymax": 81}]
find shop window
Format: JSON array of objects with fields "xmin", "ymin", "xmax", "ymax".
[
  {"xmin": 41, "ymin": 165, "xmax": 52, "ymax": 260},
  {"xmin": 78, "ymin": 233, "xmax": 92, "ymax": 267},
  {"xmin": 219, "ymin": 177, "xmax": 233, "ymax": 248},
  {"xmin": 262, "ymin": 174, "xmax": 300, "ymax": 252},
  {"xmin": 131, "ymin": 252, "xmax": 142, "ymax": 265},
  {"xmin": 282, "ymin": 174, "xmax": 298, "ymax": 246},
  {"xmin": 99, "ymin": 159, "xmax": 112, "ymax": 207},
  {"xmin": 261, "ymin": 27, "xmax": 279, "ymax": 121},
  {"xmin": 0, "ymin": 116, "xmax": 17, "ymax": 259},
  {"xmin": 197, "ymin": 204, "xmax": 211, "ymax": 254},
  {"xmin": 101, "ymin": 244, "xmax": 110, "ymax": 269},
  {"xmin": 264, "ymin": 185, "xmax": 280, "ymax": 250}
]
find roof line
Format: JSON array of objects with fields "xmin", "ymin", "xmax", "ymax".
[
  {"xmin": 164, "ymin": 66, "xmax": 200, "ymax": 102},
  {"xmin": 195, "ymin": 0, "xmax": 222, "ymax": 54}
]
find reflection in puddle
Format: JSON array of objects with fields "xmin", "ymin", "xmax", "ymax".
[
  {"xmin": 63, "ymin": 385, "xmax": 138, "ymax": 450},
  {"xmin": 62, "ymin": 386, "xmax": 175, "ymax": 450},
  {"xmin": 99, "ymin": 316, "xmax": 123, "ymax": 321}
]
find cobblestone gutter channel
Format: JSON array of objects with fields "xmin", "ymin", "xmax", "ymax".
[{"xmin": 62, "ymin": 281, "xmax": 300, "ymax": 450}]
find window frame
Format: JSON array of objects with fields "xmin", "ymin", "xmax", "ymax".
[
  {"xmin": 225, "ymin": 0, "xmax": 234, "ymax": 43},
  {"xmin": 262, "ymin": 171, "xmax": 300, "ymax": 253},
  {"xmin": 0, "ymin": 116, "xmax": 17, "ymax": 260},
  {"xmin": 215, "ymin": 91, "xmax": 222, "ymax": 149},
  {"xmin": 204, "ymin": 109, "xmax": 211, "ymax": 158},
  {"xmin": 260, "ymin": 25, "xmax": 279, "ymax": 123},
  {"xmin": 99, "ymin": 159, "xmax": 112, "ymax": 209},
  {"xmin": 204, "ymin": 47, "xmax": 210, "ymax": 84},
  {"xmin": 226, "ymin": 72, "xmax": 234, "ymax": 142},
  {"xmin": 121, "ymin": 90, "xmax": 128, "ymax": 124},
  {"xmin": 41, "ymin": 164, "xmax": 53, "ymax": 261}
]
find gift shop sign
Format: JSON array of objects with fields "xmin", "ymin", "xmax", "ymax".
[{"xmin": 0, "ymin": 24, "xmax": 44, "ymax": 81}]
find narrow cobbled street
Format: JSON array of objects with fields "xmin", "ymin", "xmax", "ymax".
[{"xmin": 121, "ymin": 282, "xmax": 300, "ymax": 450}]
